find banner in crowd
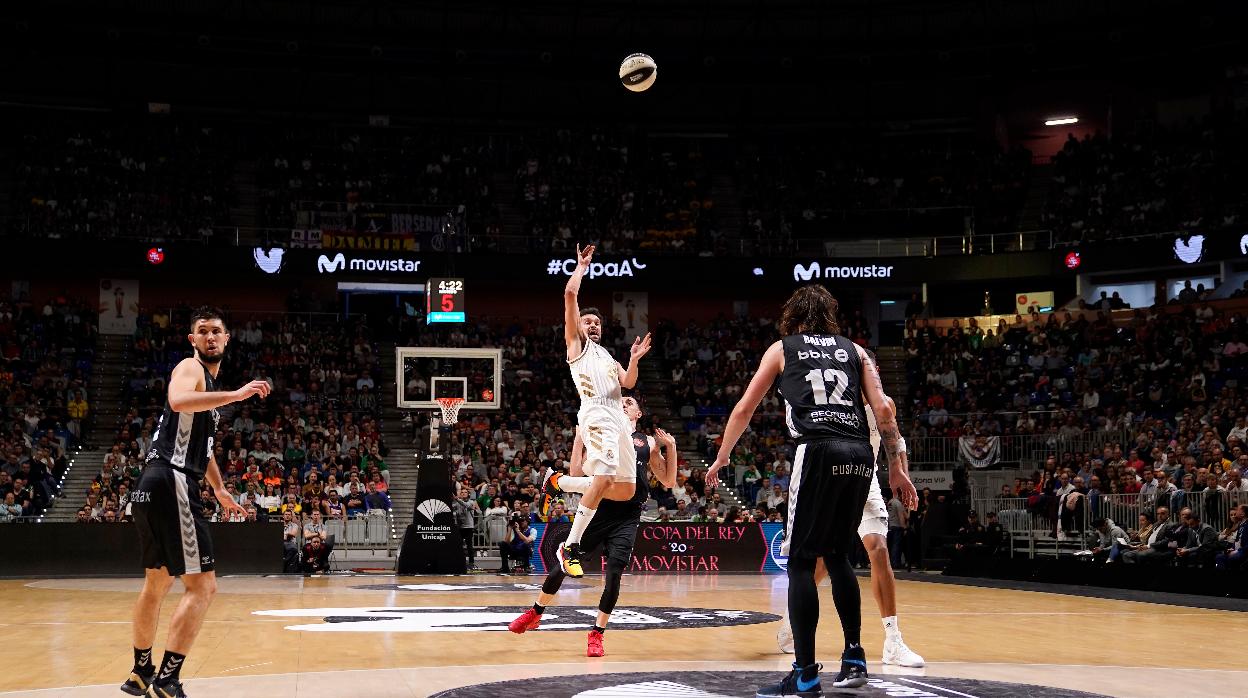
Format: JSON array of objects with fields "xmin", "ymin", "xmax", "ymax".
[
  {"xmin": 301, "ymin": 208, "xmax": 463, "ymax": 236},
  {"xmin": 98, "ymin": 279, "xmax": 139, "ymax": 335},
  {"xmin": 290, "ymin": 230, "xmax": 419, "ymax": 252},
  {"xmin": 530, "ymin": 522, "xmax": 788, "ymax": 574},
  {"xmin": 909, "ymin": 470, "xmax": 955, "ymax": 490},
  {"xmin": 959, "ymin": 435, "xmax": 1000, "ymax": 468},
  {"xmin": 612, "ymin": 292, "xmax": 649, "ymax": 343}
]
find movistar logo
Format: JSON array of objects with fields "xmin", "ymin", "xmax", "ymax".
[
  {"xmin": 253, "ymin": 247, "xmax": 285, "ymax": 274},
  {"xmin": 793, "ymin": 262, "xmax": 894, "ymax": 282},
  {"xmin": 318, "ymin": 253, "xmax": 346, "ymax": 273},
  {"xmin": 317, "ymin": 253, "xmax": 421, "ymax": 274}
]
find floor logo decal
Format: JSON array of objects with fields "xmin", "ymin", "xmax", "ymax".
[
  {"xmin": 252, "ymin": 606, "xmax": 779, "ymax": 633},
  {"xmin": 429, "ymin": 671, "xmax": 1115, "ymax": 698}
]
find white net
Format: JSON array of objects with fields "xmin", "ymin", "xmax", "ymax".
[{"xmin": 436, "ymin": 397, "xmax": 465, "ymax": 426}]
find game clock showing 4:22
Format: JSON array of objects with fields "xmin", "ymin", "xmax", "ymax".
[{"xmin": 426, "ymin": 277, "xmax": 466, "ymax": 324}]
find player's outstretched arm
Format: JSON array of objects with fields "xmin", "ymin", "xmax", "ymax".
[
  {"xmin": 564, "ymin": 243, "xmax": 594, "ymax": 362},
  {"xmin": 569, "ymin": 427, "xmax": 586, "ymax": 477},
  {"xmin": 858, "ymin": 345, "xmax": 917, "ymax": 510},
  {"xmin": 167, "ymin": 358, "xmax": 270, "ymax": 413},
  {"xmin": 619, "ymin": 333, "xmax": 652, "ymax": 389},
  {"xmin": 651, "ymin": 428, "xmax": 679, "ymax": 489},
  {"xmin": 706, "ymin": 341, "xmax": 784, "ymax": 489}
]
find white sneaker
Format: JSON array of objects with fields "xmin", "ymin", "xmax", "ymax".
[
  {"xmin": 882, "ymin": 637, "xmax": 925, "ymax": 667},
  {"xmin": 776, "ymin": 617, "xmax": 794, "ymax": 654}
]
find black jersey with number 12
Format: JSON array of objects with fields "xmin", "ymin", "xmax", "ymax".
[{"xmin": 777, "ymin": 334, "xmax": 869, "ymax": 443}]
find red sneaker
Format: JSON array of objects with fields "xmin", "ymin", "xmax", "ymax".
[
  {"xmin": 508, "ymin": 608, "xmax": 542, "ymax": 634},
  {"xmin": 587, "ymin": 629, "xmax": 605, "ymax": 657}
]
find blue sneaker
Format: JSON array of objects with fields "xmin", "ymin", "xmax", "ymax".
[
  {"xmin": 756, "ymin": 662, "xmax": 823, "ymax": 697},
  {"xmin": 832, "ymin": 646, "xmax": 869, "ymax": 689}
]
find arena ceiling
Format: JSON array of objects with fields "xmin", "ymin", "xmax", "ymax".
[{"xmin": 0, "ymin": 1, "xmax": 1242, "ymax": 124}]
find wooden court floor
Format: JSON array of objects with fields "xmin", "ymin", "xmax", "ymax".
[{"xmin": 0, "ymin": 573, "xmax": 1243, "ymax": 697}]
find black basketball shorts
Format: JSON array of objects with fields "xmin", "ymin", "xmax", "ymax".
[
  {"xmin": 132, "ymin": 463, "xmax": 215, "ymax": 576},
  {"xmin": 783, "ymin": 439, "xmax": 874, "ymax": 559},
  {"xmin": 579, "ymin": 506, "xmax": 641, "ymax": 572}
]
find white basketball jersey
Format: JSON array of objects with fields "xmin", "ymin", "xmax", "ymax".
[
  {"xmin": 866, "ymin": 403, "xmax": 881, "ymax": 453},
  {"xmin": 865, "ymin": 403, "xmax": 882, "ymax": 495},
  {"xmin": 568, "ymin": 340, "xmax": 623, "ymax": 406}
]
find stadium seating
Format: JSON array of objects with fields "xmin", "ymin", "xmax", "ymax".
[{"xmin": 0, "ymin": 294, "xmax": 96, "ymax": 520}]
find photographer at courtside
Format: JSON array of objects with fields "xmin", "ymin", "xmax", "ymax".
[{"xmin": 500, "ymin": 512, "xmax": 537, "ymax": 574}]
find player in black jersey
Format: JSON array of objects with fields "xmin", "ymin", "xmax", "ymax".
[
  {"xmin": 120, "ymin": 307, "xmax": 271, "ymax": 698},
  {"xmin": 707, "ymin": 285, "xmax": 917, "ymax": 697},
  {"xmin": 509, "ymin": 396, "xmax": 678, "ymax": 658}
]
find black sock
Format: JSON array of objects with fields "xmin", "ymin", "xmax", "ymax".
[
  {"xmin": 134, "ymin": 647, "xmax": 154, "ymax": 673},
  {"xmin": 533, "ymin": 603, "xmax": 545, "ymax": 615},
  {"xmin": 156, "ymin": 651, "xmax": 186, "ymax": 684},
  {"xmin": 592, "ymin": 624, "xmax": 606, "ymax": 634}
]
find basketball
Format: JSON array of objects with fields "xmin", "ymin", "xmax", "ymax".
[{"xmin": 619, "ymin": 53, "xmax": 657, "ymax": 92}]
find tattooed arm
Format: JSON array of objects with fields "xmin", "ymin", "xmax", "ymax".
[{"xmin": 856, "ymin": 344, "xmax": 917, "ymax": 510}]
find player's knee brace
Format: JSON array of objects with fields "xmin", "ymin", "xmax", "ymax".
[
  {"xmin": 598, "ymin": 556, "xmax": 627, "ymax": 614},
  {"xmin": 542, "ymin": 569, "xmax": 566, "ymax": 595}
]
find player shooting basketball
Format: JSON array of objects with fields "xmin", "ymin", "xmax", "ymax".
[
  {"xmin": 540, "ymin": 243, "xmax": 651, "ymax": 578},
  {"xmin": 510, "ymin": 396, "xmax": 678, "ymax": 657}
]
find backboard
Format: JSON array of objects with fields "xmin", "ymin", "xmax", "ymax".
[{"xmin": 396, "ymin": 347, "xmax": 502, "ymax": 411}]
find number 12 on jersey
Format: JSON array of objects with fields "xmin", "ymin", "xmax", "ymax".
[{"xmin": 804, "ymin": 368, "xmax": 853, "ymax": 406}]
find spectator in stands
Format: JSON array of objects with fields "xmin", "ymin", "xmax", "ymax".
[
  {"xmin": 454, "ymin": 489, "xmax": 480, "ymax": 571},
  {"xmin": 984, "ymin": 511, "xmax": 1006, "ymax": 557},
  {"xmin": 1176, "ymin": 510, "xmax": 1218, "ymax": 567},
  {"xmin": 364, "ymin": 481, "xmax": 391, "ymax": 513},
  {"xmin": 1087, "ymin": 517, "xmax": 1129, "ymax": 562},
  {"xmin": 302, "ymin": 510, "xmax": 331, "ymax": 572},
  {"xmin": 955, "ymin": 511, "xmax": 988, "ymax": 561},
  {"xmin": 282, "ymin": 510, "xmax": 300, "ymax": 572},
  {"xmin": 1138, "ymin": 507, "xmax": 1191, "ymax": 566},
  {"xmin": 887, "ymin": 489, "xmax": 907, "ymax": 568},
  {"xmin": 1216, "ymin": 505, "xmax": 1247, "ymax": 570},
  {"xmin": 0, "ymin": 492, "xmax": 21, "ymax": 522},
  {"xmin": 344, "ymin": 484, "xmax": 366, "ymax": 517},
  {"xmin": 672, "ymin": 500, "xmax": 692, "ymax": 520}
]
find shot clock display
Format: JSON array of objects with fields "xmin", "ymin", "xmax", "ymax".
[{"xmin": 426, "ymin": 277, "xmax": 466, "ymax": 324}]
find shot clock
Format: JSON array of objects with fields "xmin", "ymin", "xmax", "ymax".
[{"xmin": 426, "ymin": 277, "xmax": 466, "ymax": 324}]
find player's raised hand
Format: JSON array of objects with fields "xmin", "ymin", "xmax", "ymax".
[
  {"xmin": 630, "ymin": 332, "xmax": 652, "ymax": 361},
  {"xmin": 234, "ymin": 379, "xmax": 272, "ymax": 402},
  {"xmin": 655, "ymin": 427, "xmax": 677, "ymax": 448},
  {"xmin": 576, "ymin": 243, "xmax": 595, "ymax": 268}
]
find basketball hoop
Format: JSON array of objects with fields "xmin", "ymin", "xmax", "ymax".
[{"xmin": 435, "ymin": 397, "xmax": 466, "ymax": 426}]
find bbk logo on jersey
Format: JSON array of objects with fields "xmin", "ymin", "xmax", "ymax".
[
  {"xmin": 253, "ymin": 605, "xmax": 779, "ymax": 633},
  {"xmin": 633, "ymin": 437, "xmax": 647, "ymax": 448},
  {"xmin": 796, "ymin": 349, "xmax": 850, "ymax": 362}
]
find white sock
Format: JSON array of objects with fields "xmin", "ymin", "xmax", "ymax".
[
  {"xmin": 558, "ymin": 476, "xmax": 592, "ymax": 494},
  {"xmin": 567, "ymin": 504, "xmax": 598, "ymax": 544},
  {"xmin": 882, "ymin": 615, "xmax": 900, "ymax": 640}
]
